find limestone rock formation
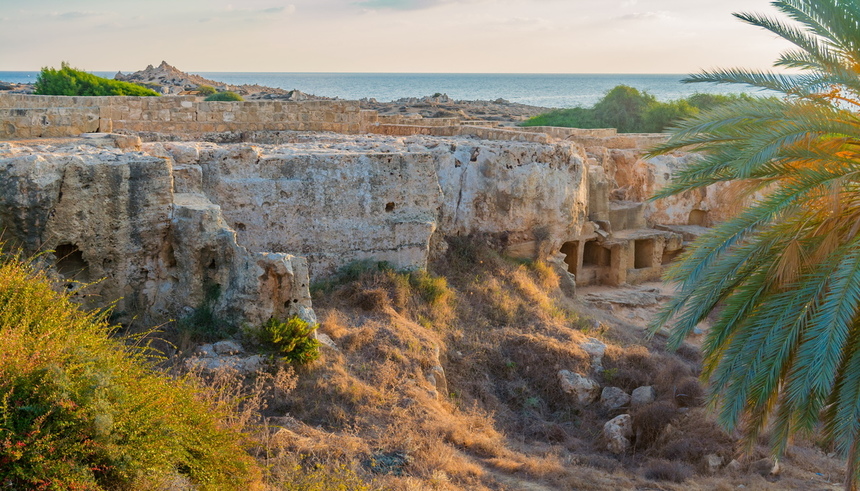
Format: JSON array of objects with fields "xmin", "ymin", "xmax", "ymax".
[
  {"xmin": 558, "ymin": 370, "xmax": 600, "ymax": 405},
  {"xmin": 603, "ymin": 414, "xmax": 633, "ymax": 454},
  {"xmin": 0, "ymin": 137, "xmax": 313, "ymax": 328},
  {"xmin": 115, "ymin": 61, "xmax": 325, "ymax": 101},
  {"xmin": 0, "ymin": 122, "xmax": 705, "ymax": 331},
  {"xmin": 600, "ymin": 387, "xmax": 630, "ymax": 410},
  {"xmin": 631, "ymin": 386, "xmax": 656, "ymax": 407}
]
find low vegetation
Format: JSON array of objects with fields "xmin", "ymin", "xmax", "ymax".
[
  {"xmin": 34, "ymin": 62, "xmax": 160, "ymax": 97},
  {"xmin": 196, "ymin": 84, "xmax": 217, "ymax": 96},
  {"xmin": 257, "ymin": 317, "xmax": 322, "ymax": 364},
  {"xmin": 521, "ymin": 85, "xmax": 759, "ymax": 133},
  {"xmin": 205, "ymin": 91, "xmax": 244, "ymax": 101},
  {"xmin": 276, "ymin": 237, "xmax": 841, "ymax": 489},
  {"xmin": 2, "ymin": 235, "xmax": 844, "ymax": 490},
  {"xmin": 0, "ymin": 250, "xmax": 258, "ymax": 489}
]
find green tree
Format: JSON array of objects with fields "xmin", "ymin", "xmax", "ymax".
[
  {"xmin": 592, "ymin": 85, "xmax": 656, "ymax": 133},
  {"xmin": 648, "ymin": 1, "xmax": 860, "ymax": 488}
]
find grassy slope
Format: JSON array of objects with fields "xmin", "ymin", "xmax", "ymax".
[
  {"xmin": 266, "ymin": 238, "xmax": 844, "ymax": 490},
  {"xmin": 0, "ymin": 253, "xmax": 260, "ymax": 489}
]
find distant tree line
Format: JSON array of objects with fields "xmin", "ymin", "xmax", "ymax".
[{"xmin": 521, "ymin": 85, "xmax": 767, "ymax": 133}]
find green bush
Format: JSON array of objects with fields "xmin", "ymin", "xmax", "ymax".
[
  {"xmin": 0, "ymin": 251, "xmax": 259, "ymax": 489},
  {"xmin": 196, "ymin": 85, "xmax": 217, "ymax": 96},
  {"xmin": 642, "ymin": 99, "xmax": 699, "ymax": 133},
  {"xmin": 259, "ymin": 317, "xmax": 321, "ymax": 364},
  {"xmin": 34, "ymin": 62, "xmax": 160, "ymax": 96},
  {"xmin": 175, "ymin": 283, "xmax": 236, "ymax": 342},
  {"xmin": 519, "ymin": 106, "xmax": 598, "ymax": 128},
  {"xmin": 205, "ymin": 91, "xmax": 244, "ymax": 102},
  {"xmin": 521, "ymin": 85, "xmax": 763, "ymax": 133},
  {"xmin": 592, "ymin": 85, "xmax": 656, "ymax": 133}
]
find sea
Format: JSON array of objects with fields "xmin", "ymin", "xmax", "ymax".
[{"xmin": 0, "ymin": 71, "xmax": 764, "ymax": 108}]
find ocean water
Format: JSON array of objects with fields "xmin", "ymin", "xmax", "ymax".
[{"xmin": 0, "ymin": 71, "xmax": 764, "ymax": 108}]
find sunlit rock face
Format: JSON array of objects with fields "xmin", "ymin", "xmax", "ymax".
[
  {"xmin": 0, "ymin": 133, "xmax": 590, "ymax": 326},
  {"xmin": 160, "ymin": 134, "xmax": 589, "ymax": 279},
  {"xmin": 0, "ymin": 137, "xmax": 312, "ymax": 328}
]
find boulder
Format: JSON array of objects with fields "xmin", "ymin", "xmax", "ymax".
[
  {"xmin": 600, "ymin": 386, "xmax": 630, "ymax": 410},
  {"xmin": 213, "ymin": 340, "xmax": 244, "ymax": 355},
  {"xmin": 631, "ymin": 386, "xmax": 656, "ymax": 406},
  {"xmin": 705, "ymin": 454, "xmax": 723, "ymax": 474},
  {"xmin": 559, "ymin": 370, "xmax": 600, "ymax": 405},
  {"xmin": 581, "ymin": 337, "xmax": 607, "ymax": 369},
  {"xmin": 603, "ymin": 414, "xmax": 632, "ymax": 454}
]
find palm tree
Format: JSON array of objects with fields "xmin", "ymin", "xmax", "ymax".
[{"xmin": 648, "ymin": 1, "xmax": 860, "ymax": 488}]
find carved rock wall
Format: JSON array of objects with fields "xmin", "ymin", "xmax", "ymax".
[{"xmin": 0, "ymin": 139, "xmax": 313, "ymax": 327}]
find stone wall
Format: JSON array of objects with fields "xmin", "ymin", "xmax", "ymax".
[{"xmin": 0, "ymin": 95, "xmax": 372, "ymax": 139}]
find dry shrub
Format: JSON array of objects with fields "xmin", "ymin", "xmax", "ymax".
[
  {"xmin": 631, "ymin": 401, "xmax": 679, "ymax": 450},
  {"xmin": 285, "ymin": 361, "xmax": 387, "ymax": 429},
  {"xmin": 643, "ymin": 459, "xmax": 693, "ymax": 483},
  {"xmin": 652, "ymin": 356, "xmax": 695, "ymax": 400},
  {"xmin": 500, "ymin": 333, "xmax": 590, "ymax": 410},
  {"xmin": 340, "ymin": 325, "xmax": 376, "ymax": 352},
  {"xmin": 520, "ymin": 418, "xmax": 569, "ymax": 443},
  {"xmin": 353, "ymin": 286, "xmax": 391, "ymax": 311},
  {"xmin": 673, "ymin": 377, "xmax": 705, "ymax": 408},
  {"xmin": 654, "ymin": 409, "xmax": 734, "ymax": 470},
  {"xmin": 578, "ymin": 454, "xmax": 621, "ymax": 472},
  {"xmin": 602, "ymin": 345, "xmax": 658, "ymax": 391},
  {"xmin": 675, "ymin": 342, "xmax": 702, "ymax": 364},
  {"xmin": 188, "ymin": 364, "xmax": 294, "ymax": 430},
  {"xmin": 319, "ymin": 308, "xmax": 351, "ymax": 339}
]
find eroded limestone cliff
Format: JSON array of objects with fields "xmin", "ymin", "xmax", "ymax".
[
  {"xmin": 0, "ymin": 130, "xmax": 717, "ymax": 328},
  {"xmin": 0, "ymin": 134, "xmax": 588, "ymax": 326}
]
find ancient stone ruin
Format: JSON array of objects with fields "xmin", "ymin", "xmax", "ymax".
[{"xmin": 0, "ymin": 94, "xmax": 741, "ymax": 327}]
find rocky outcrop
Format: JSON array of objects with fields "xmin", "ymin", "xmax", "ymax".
[
  {"xmin": 558, "ymin": 370, "xmax": 600, "ymax": 405},
  {"xmin": 115, "ymin": 61, "xmax": 324, "ymax": 101},
  {"xmin": 0, "ymin": 126, "xmax": 704, "ymax": 328},
  {"xmin": 0, "ymin": 136, "xmax": 313, "ymax": 328},
  {"xmin": 158, "ymin": 134, "xmax": 588, "ymax": 279}
]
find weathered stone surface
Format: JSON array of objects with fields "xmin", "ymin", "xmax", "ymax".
[
  {"xmin": 705, "ymin": 454, "xmax": 723, "ymax": 474},
  {"xmin": 433, "ymin": 140, "xmax": 587, "ymax": 255},
  {"xmin": 213, "ymin": 340, "xmax": 243, "ymax": 355},
  {"xmin": 631, "ymin": 386, "xmax": 656, "ymax": 407},
  {"xmin": 581, "ymin": 337, "xmax": 607, "ymax": 370},
  {"xmin": 600, "ymin": 387, "xmax": 630, "ymax": 410},
  {"xmin": 603, "ymin": 414, "xmax": 632, "ymax": 454},
  {"xmin": 0, "ymin": 140, "xmax": 313, "ymax": 328},
  {"xmin": 185, "ymin": 353, "xmax": 267, "ymax": 375},
  {"xmin": 0, "ymin": 128, "xmax": 699, "ymax": 330},
  {"xmin": 167, "ymin": 135, "xmax": 588, "ymax": 279},
  {"xmin": 559, "ymin": 370, "xmax": 600, "ymax": 405}
]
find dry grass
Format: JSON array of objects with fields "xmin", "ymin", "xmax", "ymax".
[{"xmin": 165, "ymin": 236, "xmax": 846, "ymax": 490}]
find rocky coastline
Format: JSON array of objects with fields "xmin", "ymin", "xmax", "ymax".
[{"xmin": 1, "ymin": 61, "xmax": 550, "ymax": 123}]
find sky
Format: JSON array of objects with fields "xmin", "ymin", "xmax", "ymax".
[{"xmin": 0, "ymin": 0, "xmax": 790, "ymax": 73}]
